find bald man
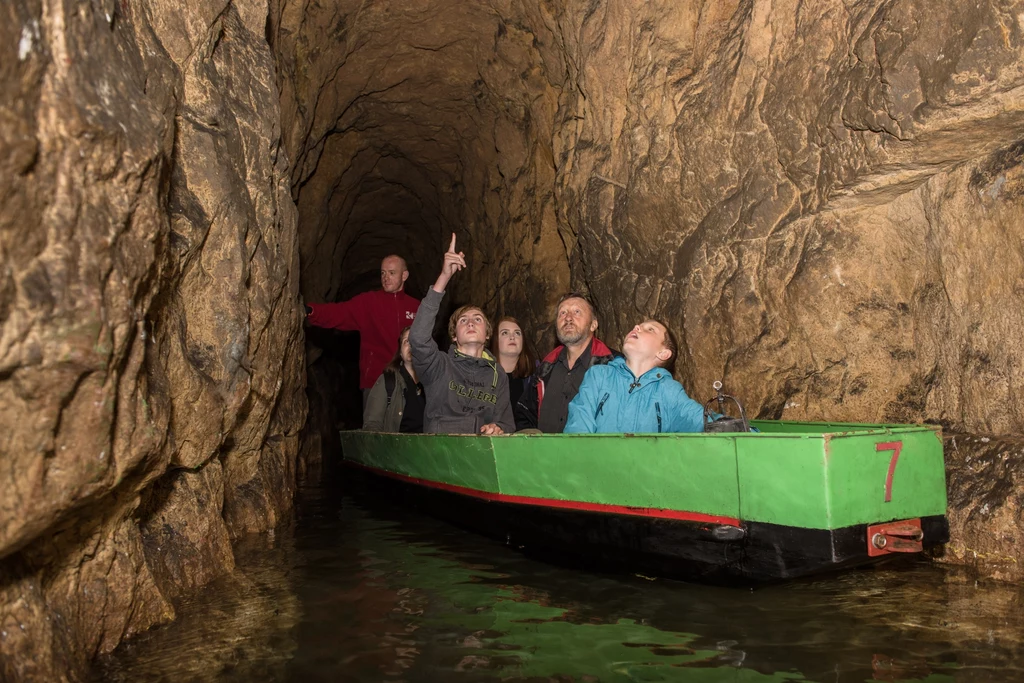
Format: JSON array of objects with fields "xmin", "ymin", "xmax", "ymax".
[{"xmin": 305, "ymin": 255, "xmax": 420, "ymax": 403}]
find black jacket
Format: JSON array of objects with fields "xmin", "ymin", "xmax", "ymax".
[{"xmin": 513, "ymin": 337, "xmax": 618, "ymax": 431}]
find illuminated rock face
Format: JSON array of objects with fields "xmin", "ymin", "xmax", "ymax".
[
  {"xmin": 4, "ymin": 0, "xmax": 1024, "ymax": 676},
  {"xmin": 1, "ymin": 1, "xmax": 304, "ymax": 679}
]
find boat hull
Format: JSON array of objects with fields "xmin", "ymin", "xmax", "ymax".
[
  {"xmin": 345, "ymin": 460, "xmax": 948, "ymax": 584},
  {"xmin": 339, "ymin": 423, "xmax": 950, "ymax": 584}
]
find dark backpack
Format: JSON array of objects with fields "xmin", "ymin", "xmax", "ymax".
[{"xmin": 384, "ymin": 370, "xmax": 397, "ymax": 406}]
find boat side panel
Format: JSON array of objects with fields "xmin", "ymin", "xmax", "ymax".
[
  {"xmin": 735, "ymin": 436, "xmax": 830, "ymax": 528},
  {"xmin": 492, "ymin": 434, "xmax": 741, "ymax": 517},
  {"xmin": 340, "ymin": 433, "xmax": 500, "ymax": 493},
  {"xmin": 824, "ymin": 429, "xmax": 948, "ymax": 528}
]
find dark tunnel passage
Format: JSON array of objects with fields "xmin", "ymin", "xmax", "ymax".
[
  {"xmin": 297, "ymin": 151, "xmax": 464, "ymax": 440},
  {"xmin": 277, "ymin": 2, "xmax": 574, "ymax": 439}
]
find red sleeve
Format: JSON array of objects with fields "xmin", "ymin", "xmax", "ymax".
[{"xmin": 306, "ymin": 293, "xmax": 371, "ymax": 331}]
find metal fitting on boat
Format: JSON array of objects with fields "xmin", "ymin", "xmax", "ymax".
[
  {"xmin": 712, "ymin": 525, "xmax": 745, "ymax": 541},
  {"xmin": 867, "ymin": 519, "xmax": 924, "ymax": 556}
]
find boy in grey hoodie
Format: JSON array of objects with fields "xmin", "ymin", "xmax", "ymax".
[{"xmin": 409, "ymin": 234, "xmax": 514, "ymax": 435}]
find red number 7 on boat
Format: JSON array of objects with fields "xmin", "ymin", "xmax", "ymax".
[{"xmin": 876, "ymin": 441, "xmax": 903, "ymax": 503}]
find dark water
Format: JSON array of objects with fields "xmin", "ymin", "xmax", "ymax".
[{"xmin": 93, "ymin": 487, "xmax": 1024, "ymax": 682}]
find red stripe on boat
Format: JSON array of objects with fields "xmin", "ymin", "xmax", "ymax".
[{"xmin": 348, "ymin": 462, "xmax": 742, "ymax": 526}]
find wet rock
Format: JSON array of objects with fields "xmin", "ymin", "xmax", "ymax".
[
  {"xmin": 1, "ymin": 0, "xmax": 304, "ymax": 678},
  {"xmin": 91, "ymin": 533, "xmax": 301, "ymax": 682},
  {"xmin": 1, "ymin": 498, "xmax": 174, "ymax": 682},
  {"xmin": 940, "ymin": 433, "xmax": 1024, "ymax": 581},
  {"xmin": 138, "ymin": 462, "xmax": 235, "ymax": 600}
]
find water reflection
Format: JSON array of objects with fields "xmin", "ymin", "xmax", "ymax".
[
  {"xmin": 94, "ymin": 488, "xmax": 1024, "ymax": 682},
  {"xmin": 94, "ymin": 531, "xmax": 301, "ymax": 682}
]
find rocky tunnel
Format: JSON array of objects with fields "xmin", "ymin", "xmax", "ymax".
[
  {"xmin": 282, "ymin": 1, "xmax": 579, "ymax": 444},
  {"xmin": 5, "ymin": 0, "xmax": 1024, "ymax": 679}
]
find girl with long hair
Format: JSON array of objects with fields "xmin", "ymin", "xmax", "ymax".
[{"xmin": 490, "ymin": 316, "xmax": 536, "ymax": 430}]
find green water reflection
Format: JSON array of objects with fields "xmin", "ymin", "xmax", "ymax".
[
  {"xmin": 93, "ymin": 489, "xmax": 1024, "ymax": 682},
  {"xmin": 350, "ymin": 520, "xmax": 811, "ymax": 682}
]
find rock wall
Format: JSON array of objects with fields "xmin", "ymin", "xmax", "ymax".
[
  {"xmin": 550, "ymin": 0, "xmax": 1024, "ymax": 435},
  {"xmin": 942, "ymin": 433, "xmax": 1024, "ymax": 582},
  {"xmin": 0, "ymin": 0, "xmax": 305, "ymax": 680}
]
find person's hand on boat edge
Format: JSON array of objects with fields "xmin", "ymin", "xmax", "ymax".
[
  {"xmin": 433, "ymin": 233, "xmax": 466, "ymax": 293},
  {"xmin": 479, "ymin": 423, "xmax": 505, "ymax": 435}
]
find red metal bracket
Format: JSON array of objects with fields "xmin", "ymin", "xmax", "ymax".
[{"xmin": 867, "ymin": 518, "xmax": 923, "ymax": 557}]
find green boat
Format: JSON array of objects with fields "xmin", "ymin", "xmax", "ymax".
[{"xmin": 338, "ymin": 420, "xmax": 949, "ymax": 584}]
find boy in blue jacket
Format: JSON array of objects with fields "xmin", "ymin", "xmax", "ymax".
[{"xmin": 564, "ymin": 320, "xmax": 705, "ymax": 433}]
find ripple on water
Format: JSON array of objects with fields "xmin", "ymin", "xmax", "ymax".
[{"xmin": 93, "ymin": 489, "xmax": 1024, "ymax": 682}]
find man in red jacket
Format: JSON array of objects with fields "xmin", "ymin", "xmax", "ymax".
[{"xmin": 305, "ymin": 255, "xmax": 420, "ymax": 404}]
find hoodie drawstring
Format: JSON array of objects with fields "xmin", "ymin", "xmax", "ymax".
[
  {"xmin": 486, "ymin": 352, "xmax": 498, "ymax": 388},
  {"xmin": 456, "ymin": 348, "xmax": 500, "ymax": 389}
]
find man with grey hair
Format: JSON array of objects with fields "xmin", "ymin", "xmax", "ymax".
[
  {"xmin": 305, "ymin": 255, "xmax": 419, "ymax": 404},
  {"xmin": 514, "ymin": 292, "xmax": 619, "ymax": 432}
]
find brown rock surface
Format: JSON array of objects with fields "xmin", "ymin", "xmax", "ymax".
[
  {"xmin": 2, "ymin": 0, "xmax": 304, "ymax": 679},
  {"xmin": 5, "ymin": 0, "xmax": 1024, "ymax": 677},
  {"xmin": 92, "ymin": 533, "xmax": 301, "ymax": 682},
  {"xmin": 138, "ymin": 462, "xmax": 235, "ymax": 600},
  {"xmin": 941, "ymin": 433, "xmax": 1024, "ymax": 582}
]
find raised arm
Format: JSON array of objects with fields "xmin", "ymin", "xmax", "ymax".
[
  {"xmin": 432, "ymin": 232, "xmax": 466, "ymax": 294},
  {"xmin": 410, "ymin": 234, "xmax": 468, "ymax": 385},
  {"xmin": 305, "ymin": 294, "xmax": 368, "ymax": 330},
  {"xmin": 408, "ymin": 288, "xmax": 447, "ymax": 386}
]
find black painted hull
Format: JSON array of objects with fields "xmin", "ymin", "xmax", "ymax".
[{"xmin": 345, "ymin": 463, "xmax": 950, "ymax": 585}]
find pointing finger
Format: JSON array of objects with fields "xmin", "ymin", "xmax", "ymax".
[{"xmin": 449, "ymin": 233, "xmax": 457, "ymax": 253}]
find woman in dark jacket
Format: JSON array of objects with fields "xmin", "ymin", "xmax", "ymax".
[
  {"xmin": 490, "ymin": 316, "xmax": 536, "ymax": 431},
  {"xmin": 362, "ymin": 327, "xmax": 425, "ymax": 432}
]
